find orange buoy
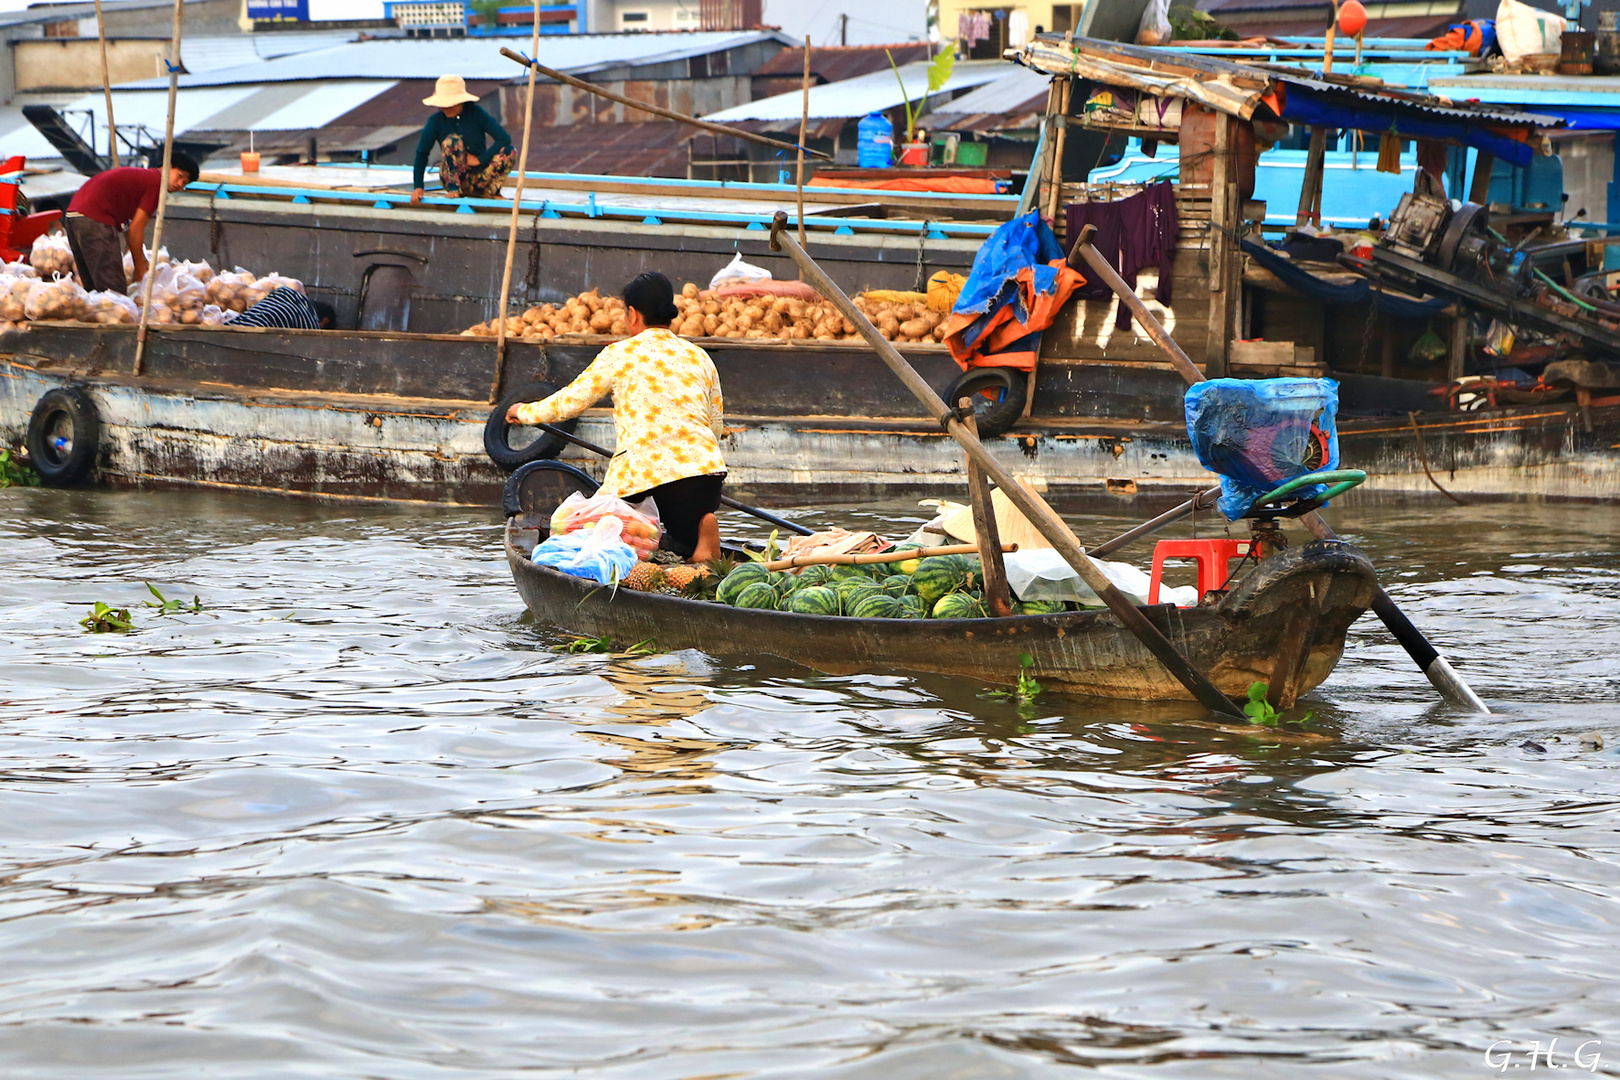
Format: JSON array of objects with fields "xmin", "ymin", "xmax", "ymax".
[{"xmin": 1339, "ymin": 0, "xmax": 1368, "ymax": 37}]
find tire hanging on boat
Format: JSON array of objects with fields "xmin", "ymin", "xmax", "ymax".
[
  {"xmin": 502, "ymin": 459, "xmax": 599, "ymax": 520},
  {"xmin": 941, "ymin": 366, "xmax": 1027, "ymax": 438},
  {"xmin": 26, "ymin": 386, "xmax": 100, "ymax": 486},
  {"xmin": 484, "ymin": 380, "xmax": 577, "ymax": 469}
]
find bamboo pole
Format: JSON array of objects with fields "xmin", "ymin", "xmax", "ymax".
[
  {"xmin": 796, "ymin": 36, "xmax": 810, "ymax": 255},
  {"xmin": 768, "ymin": 211, "xmax": 1242, "ymax": 718},
  {"xmin": 94, "ymin": 0, "xmax": 117, "ymax": 167},
  {"xmin": 1067, "ymin": 229, "xmax": 1491, "ymax": 713},
  {"xmin": 765, "ymin": 542, "xmax": 1014, "ymax": 572},
  {"xmin": 131, "ymin": 0, "xmax": 183, "ymax": 378},
  {"xmin": 489, "ymin": 2, "xmax": 544, "ymax": 405},
  {"xmin": 499, "ymin": 48, "xmax": 832, "ymax": 161},
  {"xmin": 960, "ymin": 398, "xmax": 1012, "ymax": 617},
  {"xmin": 1043, "ymin": 78, "xmax": 1070, "ymax": 223}
]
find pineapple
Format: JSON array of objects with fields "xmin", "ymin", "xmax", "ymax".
[
  {"xmin": 662, "ymin": 565, "xmax": 710, "ymax": 591},
  {"xmin": 621, "ymin": 562, "xmax": 667, "ymax": 592}
]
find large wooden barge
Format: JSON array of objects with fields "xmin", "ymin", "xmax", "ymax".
[{"xmin": 4, "ymin": 43, "xmax": 1619, "ymax": 507}]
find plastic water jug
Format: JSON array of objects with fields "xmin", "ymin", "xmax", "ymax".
[{"xmin": 857, "ymin": 112, "xmax": 893, "ymax": 169}]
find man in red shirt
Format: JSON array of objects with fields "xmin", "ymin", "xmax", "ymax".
[{"xmin": 63, "ymin": 152, "xmax": 199, "ymax": 293}]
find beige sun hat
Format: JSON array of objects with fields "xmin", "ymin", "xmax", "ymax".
[{"xmin": 423, "ymin": 74, "xmax": 479, "ymax": 108}]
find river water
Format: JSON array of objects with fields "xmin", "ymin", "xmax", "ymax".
[{"xmin": 1, "ymin": 488, "xmax": 1617, "ymax": 1079}]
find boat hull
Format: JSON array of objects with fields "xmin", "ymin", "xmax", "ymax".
[
  {"xmin": 505, "ymin": 524, "xmax": 1380, "ymax": 704},
  {"xmin": 4, "ymin": 324, "xmax": 1618, "ymax": 505}
]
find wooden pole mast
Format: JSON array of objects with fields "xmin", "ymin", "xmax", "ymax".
[
  {"xmin": 94, "ymin": 0, "xmax": 118, "ymax": 167},
  {"xmin": 131, "ymin": 0, "xmax": 183, "ymax": 377},
  {"xmin": 489, "ymin": 0, "xmax": 544, "ymax": 405}
]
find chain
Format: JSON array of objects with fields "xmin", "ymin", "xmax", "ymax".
[
  {"xmin": 1356, "ymin": 295, "xmax": 1377, "ymax": 373},
  {"xmin": 208, "ymin": 185, "xmax": 223, "ymax": 267},
  {"xmin": 913, "ymin": 221, "xmax": 930, "ymax": 291},
  {"xmin": 523, "ymin": 202, "xmax": 545, "ymax": 297}
]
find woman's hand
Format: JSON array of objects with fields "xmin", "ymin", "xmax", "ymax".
[
  {"xmin": 466, "ymin": 154, "xmax": 481, "ymax": 167},
  {"xmin": 505, "ymin": 403, "xmax": 526, "ymax": 424},
  {"xmin": 410, "ymin": 188, "xmax": 424, "ymax": 205}
]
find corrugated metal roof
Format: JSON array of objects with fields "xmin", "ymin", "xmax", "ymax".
[
  {"xmin": 703, "ymin": 60, "xmax": 1008, "ymax": 123},
  {"xmin": 120, "ymin": 31, "xmax": 793, "ymax": 89},
  {"xmin": 179, "ymin": 32, "xmax": 365, "ymax": 74},
  {"xmin": 1017, "ymin": 35, "xmax": 1560, "ymax": 128},
  {"xmin": 251, "ymin": 80, "xmax": 398, "ymax": 130},
  {"xmin": 752, "ymin": 42, "xmax": 934, "ymax": 82},
  {"xmin": 933, "ymin": 65, "xmax": 1049, "ymax": 116}
]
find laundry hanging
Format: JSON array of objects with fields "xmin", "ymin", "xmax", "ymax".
[{"xmin": 1064, "ymin": 181, "xmax": 1179, "ymax": 332}]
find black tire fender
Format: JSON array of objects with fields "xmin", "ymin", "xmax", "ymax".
[
  {"xmin": 502, "ymin": 459, "xmax": 600, "ymax": 521},
  {"xmin": 941, "ymin": 366, "xmax": 1028, "ymax": 438},
  {"xmin": 484, "ymin": 380, "xmax": 578, "ymax": 470},
  {"xmin": 26, "ymin": 385, "xmax": 100, "ymax": 486}
]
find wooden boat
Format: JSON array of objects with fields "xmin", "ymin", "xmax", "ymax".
[{"xmin": 504, "ymin": 520, "xmax": 1380, "ymax": 704}]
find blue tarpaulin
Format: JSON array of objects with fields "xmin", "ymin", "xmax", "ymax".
[
  {"xmin": 1186, "ymin": 377, "xmax": 1342, "ymax": 520},
  {"xmin": 1278, "ymin": 86, "xmax": 1535, "ymax": 167}
]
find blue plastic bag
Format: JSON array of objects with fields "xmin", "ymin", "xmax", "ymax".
[
  {"xmin": 532, "ymin": 516, "xmax": 640, "ymax": 585},
  {"xmin": 1184, "ymin": 378, "xmax": 1341, "ymax": 520}
]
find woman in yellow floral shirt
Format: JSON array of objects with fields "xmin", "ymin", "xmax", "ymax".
[{"xmin": 507, "ymin": 272, "xmax": 727, "ymax": 561}]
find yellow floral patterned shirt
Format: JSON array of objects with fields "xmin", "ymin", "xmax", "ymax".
[{"xmin": 512, "ymin": 327, "xmax": 726, "ymax": 498}]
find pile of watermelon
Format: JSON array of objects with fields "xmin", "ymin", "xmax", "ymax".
[{"xmin": 712, "ymin": 550, "xmax": 1072, "ymax": 619}]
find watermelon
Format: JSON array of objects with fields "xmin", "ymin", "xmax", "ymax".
[
  {"xmin": 732, "ymin": 581, "xmax": 780, "ymax": 609},
  {"xmin": 892, "ymin": 543, "xmax": 925, "ymax": 574},
  {"xmin": 912, "ymin": 554, "xmax": 973, "ymax": 605},
  {"xmin": 787, "ymin": 585, "xmax": 840, "ymax": 615},
  {"xmin": 897, "ymin": 594, "xmax": 925, "ymax": 618},
  {"xmin": 716, "ymin": 562, "xmax": 771, "ymax": 605},
  {"xmin": 1013, "ymin": 599, "xmax": 1067, "ymax": 616},
  {"xmin": 795, "ymin": 564, "xmax": 835, "ymax": 587},
  {"xmin": 769, "ymin": 571, "xmax": 799, "ymax": 596},
  {"xmin": 827, "ymin": 564, "xmax": 875, "ymax": 585},
  {"xmin": 931, "ymin": 593, "xmax": 987, "ymax": 619},
  {"xmin": 880, "ymin": 574, "xmax": 914, "ymax": 597},
  {"xmin": 849, "ymin": 593, "xmax": 910, "ymax": 619},
  {"xmin": 838, "ymin": 583, "xmax": 884, "ymax": 615}
]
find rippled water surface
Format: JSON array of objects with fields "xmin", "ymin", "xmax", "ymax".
[{"xmin": 2, "ymin": 488, "xmax": 1618, "ymax": 1079}]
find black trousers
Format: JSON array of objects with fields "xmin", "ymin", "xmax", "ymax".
[
  {"xmin": 625, "ymin": 473, "xmax": 725, "ymax": 558},
  {"xmin": 63, "ymin": 215, "xmax": 126, "ymax": 294}
]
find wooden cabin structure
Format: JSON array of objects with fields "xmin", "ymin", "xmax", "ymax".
[{"xmin": 1011, "ymin": 35, "xmax": 1561, "ymax": 390}]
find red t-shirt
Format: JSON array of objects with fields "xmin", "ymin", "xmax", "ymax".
[{"xmin": 68, "ymin": 167, "xmax": 161, "ymax": 229}]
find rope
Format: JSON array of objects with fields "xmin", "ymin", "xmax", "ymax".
[
  {"xmin": 1407, "ymin": 411, "xmax": 1469, "ymax": 505},
  {"xmin": 523, "ymin": 201, "xmax": 545, "ymax": 296}
]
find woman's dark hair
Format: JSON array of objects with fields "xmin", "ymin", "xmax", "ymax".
[{"xmin": 622, "ymin": 271, "xmax": 680, "ymax": 327}]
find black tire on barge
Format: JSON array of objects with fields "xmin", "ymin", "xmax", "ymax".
[
  {"xmin": 484, "ymin": 380, "xmax": 577, "ymax": 469},
  {"xmin": 942, "ymin": 366, "xmax": 1027, "ymax": 438},
  {"xmin": 26, "ymin": 386, "xmax": 100, "ymax": 486}
]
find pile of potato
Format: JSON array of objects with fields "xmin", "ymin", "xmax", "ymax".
[{"xmin": 462, "ymin": 282, "xmax": 952, "ymax": 346}]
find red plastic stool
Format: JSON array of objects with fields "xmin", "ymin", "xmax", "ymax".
[{"xmin": 1148, "ymin": 539, "xmax": 1251, "ymax": 605}]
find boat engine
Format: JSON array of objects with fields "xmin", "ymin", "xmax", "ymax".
[{"xmin": 1379, "ymin": 194, "xmax": 1506, "ymax": 282}]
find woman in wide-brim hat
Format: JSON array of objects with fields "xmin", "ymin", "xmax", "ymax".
[{"xmin": 410, "ymin": 74, "xmax": 516, "ymax": 205}]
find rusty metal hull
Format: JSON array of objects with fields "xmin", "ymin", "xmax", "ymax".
[
  {"xmin": 505, "ymin": 524, "xmax": 1380, "ymax": 703},
  {"xmin": 3, "ymin": 323, "xmax": 1618, "ymax": 504}
]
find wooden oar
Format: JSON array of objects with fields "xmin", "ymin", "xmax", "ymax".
[
  {"xmin": 767, "ymin": 212, "xmax": 1243, "ymax": 719},
  {"xmin": 765, "ymin": 542, "xmax": 1014, "ymax": 572},
  {"xmin": 1088, "ymin": 486, "xmax": 1222, "ymax": 559},
  {"xmin": 1067, "ymin": 228, "xmax": 1491, "ymax": 713},
  {"xmin": 527, "ymin": 420, "xmax": 816, "ymax": 537}
]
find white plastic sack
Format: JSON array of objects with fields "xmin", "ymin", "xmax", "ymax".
[
  {"xmin": 1004, "ymin": 548, "xmax": 1198, "ymax": 608},
  {"xmin": 1136, "ymin": 0, "xmax": 1171, "ymax": 46},
  {"xmin": 710, "ymin": 252, "xmax": 772, "ymax": 290},
  {"xmin": 530, "ymin": 516, "xmax": 640, "ymax": 584},
  {"xmin": 1497, "ymin": 0, "xmax": 1566, "ymax": 60}
]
